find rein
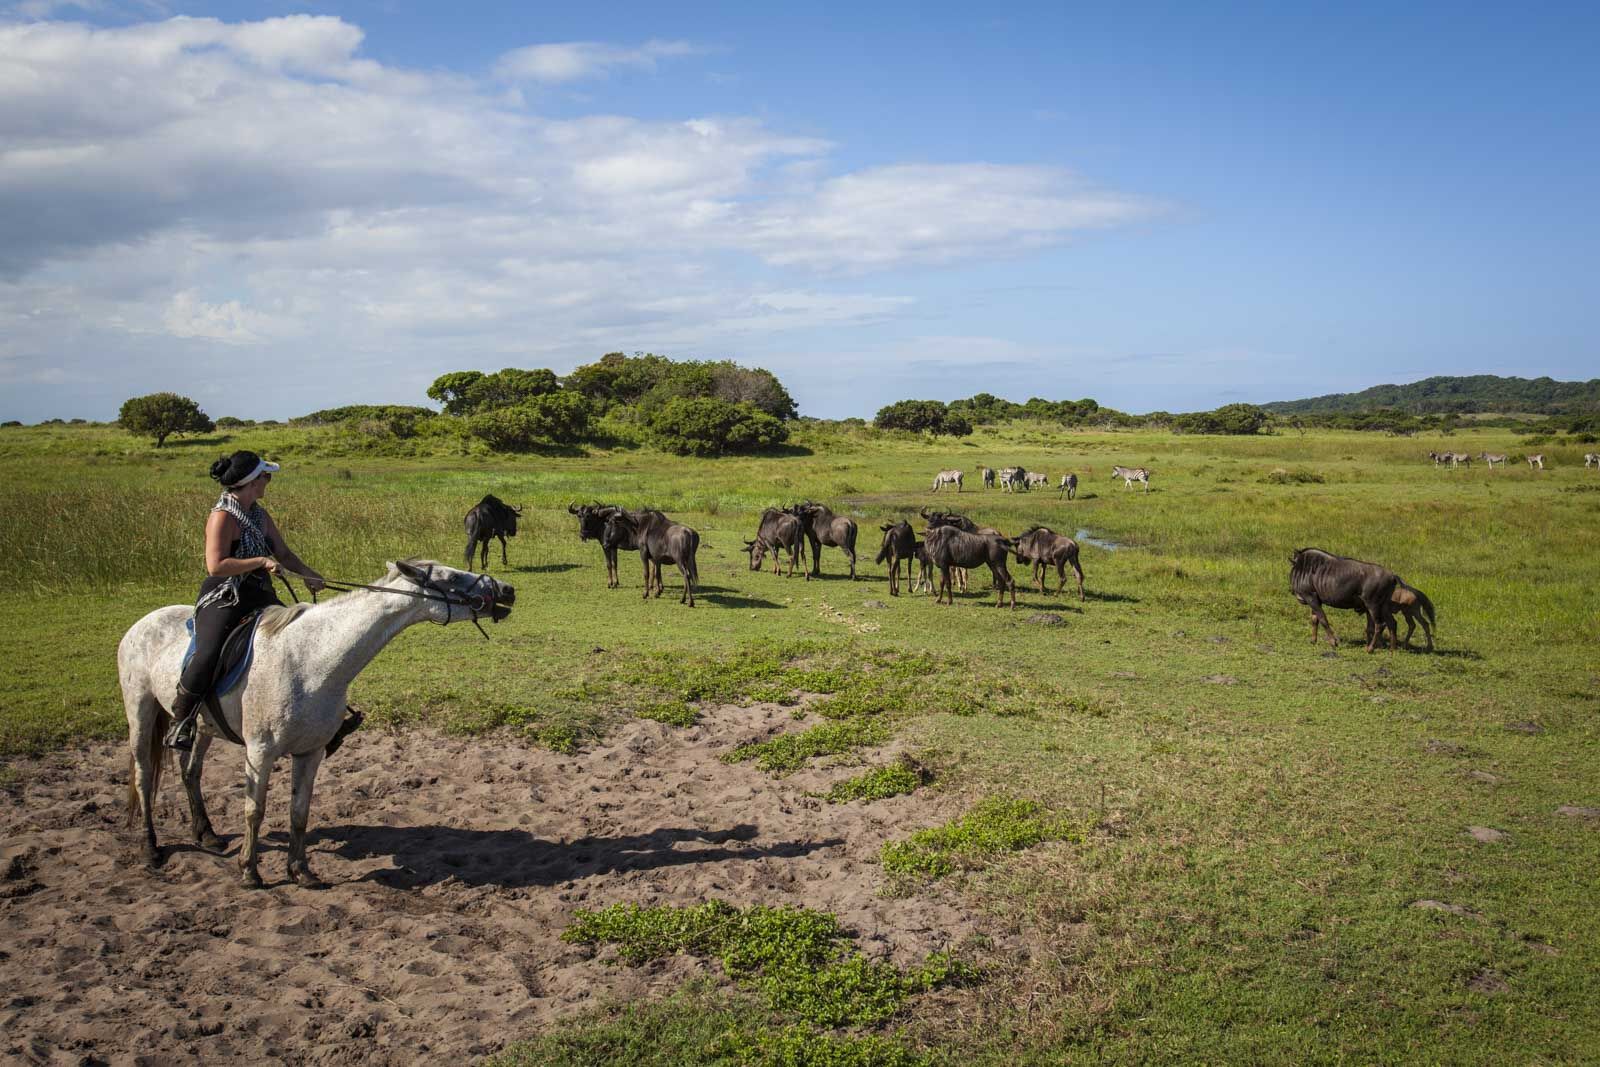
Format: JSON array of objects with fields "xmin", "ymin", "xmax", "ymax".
[{"xmin": 276, "ymin": 566, "xmax": 499, "ymax": 640}]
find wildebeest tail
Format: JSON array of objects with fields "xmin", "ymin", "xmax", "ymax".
[
  {"xmin": 1401, "ymin": 581, "xmax": 1436, "ymax": 626},
  {"xmin": 874, "ymin": 537, "xmax": 892, "ymax": 565},
  {"xmin": 686, "ymin": 529, "xmax": 701, "ymax": 583}
]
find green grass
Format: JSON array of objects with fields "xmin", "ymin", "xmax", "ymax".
[
  {"xmin": 826, "ymin": 762, "xmax": 926, "ymax": 804},
  {"xmin": 4, "ymin": 421, "xmax": 1600, "ymax": 1062},
  {"xmin": 723, "ymin": 720, "xmax": 891, "ymax": 774},
  {"xmin": 880, "ymin": 797, "xmax": 1081, "ymax": 880}
]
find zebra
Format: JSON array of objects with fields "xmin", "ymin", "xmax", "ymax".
[
  {"xmin": 1427, "ymin": 451, "xmax": 1448, "ymax": 466},
  {"xmin": 1446, "ymin": 451, "xmax": 1471, "ymax": 467},
  {"xmin": 1058, "ymin": 473, "xmax": 1078, "ymax": 500},
  {"xmin": 1479, "ymin": 452, "xmax": 1507, "ymax": 470},
  {"xmin": 1023, "ymin": 471, "xmax": 1050, "ymax": 491},
  {"xmin": 1585, "ymin": 453, "xmax": 1599, "ymax": 468},
  {"xmin": 1527, "ymin": 453, "xmax": 1545, "ymax": 470},
  {"xmin": 977, "ymin": 466, "xmax": 996, "ymax": 489},
  {"xmin": 1112, "ymin": 465, "xmax": 1150, "ymax": 492},
  {"xmin": 931, "ymin": 469, "xmax": 964, "ymax": 493},
  {"xmin": 998, "ymin": 467, "xmax": 1025, "ymax": 493}
]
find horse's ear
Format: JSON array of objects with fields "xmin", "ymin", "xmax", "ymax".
[{"xmin": 395, "ymin": 559, "xmax": 429, "ymax": 583}]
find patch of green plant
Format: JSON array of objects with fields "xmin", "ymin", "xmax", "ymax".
[
  {"xmin": 880, "ymin": 796, "xmax": 1080, "ymax": 879},
  {"xmin": 826, "ymin": 762, "xmax": 925, "ymax": 804},
  {"xmin": 723, "ymin": 719, "xmax": 890, "ymax": 773},
  {"xmin": 724, "ymin": 1025, "xmax": 936, "ymax": 1067},
  {"xmin": 562, "ymin": 901, "xmax": 971, "ymax": 1029},
  {"xmin": 1260, "ymin": 467, "xmax": 1326, "ymax": 484},
  {"xmin": 637, "ymin": 700, "xmax": 699, "ymax": 727}
]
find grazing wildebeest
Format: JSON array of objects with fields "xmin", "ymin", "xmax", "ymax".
[
  {"xmin": 788, "ymin": 501, "xmax": 858, "ymax": 579},
  {"xmin": 1111, "ymin": 465, "xmax": 1150, "ymax": 491},
  {"xmin": 978, "ymin": 466, "xmax": 996, "ymax": 489},
  {"xmin": 931, "ymin": 468, "xmax": 964, "ymax": 493},
  {"xmin": 876, "ymin": 520, "xmax": 917, "ymax": 596},
  {"xmin": 464, "ymin": 494, "xmax": 522, "ymax": 569},
  {"xmin": 998, "ymin": 466, "xmax": 1025, "ymax": 493},
  {"xmin": 1288, "ymin": 547, "xmax": 1399, "ymax": 653},
  {"xmin": 1058, "ymin": 473, "xmax": 1078, "ymax": 499},
  {"xmin": 1527, "ymin": 453, "xmax": 1545, "ymax": 470},
  {"xmin": 1024, "ymin": 471, "xmax": 1050, "ymax": 491},
  {"xmin": 1479, "ymin": 452, "xmax": 1507, "ymax": 470},
  {"xmin": 747, "ymin": 508, "xmax": 808, "ymax": 579},
  {"xmin": 605, "ymin": 509, "xmax": 700, "ymax": 605},
  {"xmin": 120, "ymin": 560, "xmax": 514, "ymax": 883},
  {"xmin": 924, "ymin": 525, "xmax": 1016, "ymax": 608},
  {"xmin": 569, "ymin": 502, "xmax": 644, "ymax": 588},
  {"xmin": 1586, "ymin": 452, "xmax": 1600, "ymax": 468},
  {"xmin": 1011, "ymin": 526, "xmax": 1085, "ymax": 600}
]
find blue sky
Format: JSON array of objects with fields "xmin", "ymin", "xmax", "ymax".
[{"xmin": 1, "ymin": 2, "xmax": 1594, "ymax": 421}]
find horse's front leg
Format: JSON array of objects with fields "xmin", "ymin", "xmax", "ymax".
[
  {"xmin": 238, "ymin": 745, "xmax": 275, "ymax": 888},
  {"xmin": 286, "ymin": 749, "xmax": 327, "ymax": 889},
  {"xmin": 182, "ymin": 734, "xmax": 224, "ymax": 852}
]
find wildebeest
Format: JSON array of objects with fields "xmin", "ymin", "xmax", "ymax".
[
  {"xmin": 1288, "ymin": 547, "xmax": 1398, "ymax": 652},
  {"xmin": 875, "ymin": 520, "xmax": 917, "ymax": 596},
  {"xmin": 1479, "ymin": 452, "xmax": 1507, "ymax": 470},
  {"xmin": 1023, "ymin": 471, "xmax": 1050, "ymax": 491},
  {"xmin": 931, "ymin": 469, "xmax": 964, "ymax": 493},
  {"xmin": 569, "ymin": 502, "xmax": 642, "ymax": 588},
  {"xmin": 1111, "ymin": 465, "xmax": 1150, "ymax": 491},
  {"xmin": 788, "ymin": 502, "xmax": 858, "ymax": 579},
  {"xmin": 464, "ymin": 494, "xmax": 522, "ymax": 569},
  {"xmin": 604, "ymin": 509, "xmax": 700, "ymax": 606},
  {"xmin": 998, "ymin": 466, "xmax": 1025, "ymax": 492},
  {"xmin": 923, "ymin": 525, "xmax": 1016, "ymax": 608},
  {"xmin": 1527, "ymin": 453, "xmax": 1545, "ymax": 470},
  {"xmin": 921, "ymin": 507, "xmax": 1005, "ymax": 593},
  {"xmin": 1390, "ymin": 580, "xmax": 1437, "ymax": 651},
  {"xmin": 747, "ymin": 508, "xmax": 808, "ymax": 579},
  {"xmin": 1058, "ymin": 473, "xmax": 1078, "ymax": 499},
  {"xmin": 978, "ymin": 466, "xmax": 996, "ymax": 489},
  {"xmin": 1011, "ymin": 526, "xmax": 1085, "ymax": 600}
]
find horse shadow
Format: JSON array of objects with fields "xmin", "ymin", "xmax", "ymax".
[
  {"xmin": 511, "ymin": 563, "xmax": 581, "ymax": 574},
  {"xmin": 700, "ymin": 592, "xmax": 786, "ymax": 609},
  {"xmin": 306, "ymin": 823, "xmax": 844, "ymax": 889},
  {"xmin": 1084, "ymin": 590, "xmax": 1140, "ymax": 604}
]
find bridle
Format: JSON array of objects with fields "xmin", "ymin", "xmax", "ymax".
[{"xmin": 276, "ymin": 563, "xmax": 505, "ymax": 640}]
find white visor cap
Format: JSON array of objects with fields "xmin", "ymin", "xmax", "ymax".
[{"xmin": 227, "ymin": 458, "xmax": 281, "ymax": 488}]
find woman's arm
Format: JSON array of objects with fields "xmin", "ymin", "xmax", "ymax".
[
  {"xmin": 204, "ymin": 510, "xmax": 274, "ymax": 578},
  {"xmin": 258, "ymin": 508, "xmax": 325, "ymax": 591}
]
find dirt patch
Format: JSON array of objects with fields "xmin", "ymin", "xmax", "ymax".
[
  {"xmin": 0, "ymin": 706, "xmax": 987, "ymax": 1064},
  {"xmin": 1465, "ymin": 826, "xmax": 1508, "ymax": 844}
]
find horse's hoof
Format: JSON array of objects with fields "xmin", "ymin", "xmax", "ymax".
[
  {"xmin": 196, "ymin": 830, "xmax": 225, "ymax": 853},
  {"xmin": 289, "ymin": 866, "xmax": 327, "ymax": 890},
  {"xmin": 142, "ymin": 843, "xmax": 164, "ymax": 869},
  {"xmin": 240, "ymin": 867, "xmax": 264, "ymax": 889}
]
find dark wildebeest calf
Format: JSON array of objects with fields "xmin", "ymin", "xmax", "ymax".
[
  {"xmin": 605, "ymin": 509, "xmax": 700, "ymax": 606},
  {"xmin": 568, "ymin": 502, "xmax": 643, "ymax": 588},
  {"xmin": 1011, "ymin": 526, "xmax": 1085, "ymax": 600},
  {"xmin": 788, "ymin": 502, "xmax": 858, "ymax": 579},
  {"xmin": 746, "ymin": 508, "xmax": 808, "ymax": 579},
  {"xmin": 1357, "ymin": 579, "xmax": 1438, "ymax": 651},
  {"xmin": 924, "ymin": 524, "xmax": 1016, "ymax": 608},
  {"xmin": 464, "ymin": 494, "xmax": 522, "ymax": 569},
  {"xmin": 875, "ymin": 519, "xmax": 918, "ymax": 596},
  {"xmin": 1288, "ymin": 547, "xmax": 1399, "ymax": 652}
]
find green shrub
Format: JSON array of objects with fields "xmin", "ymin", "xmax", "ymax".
[
  {"xmin": 646, "ymin": 397, "xmax": 789, "ymax": 456},
  {"xmin": 466, "ymin": 391, "xmax": 594, "ymax": 450}
]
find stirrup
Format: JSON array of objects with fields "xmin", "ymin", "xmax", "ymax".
[{"xmin": 164, "ymin": 713, "xmax": 198, "ymax": 751}]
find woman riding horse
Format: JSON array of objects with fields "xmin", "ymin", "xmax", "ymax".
[{"xmin": 165, "ymin": 450, "xmax": 325, "ymax": 750}]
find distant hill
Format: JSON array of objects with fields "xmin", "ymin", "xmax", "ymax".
[{"xmin": 1264, "ymin": 375, "xmax": 1600, "ymax": 415}]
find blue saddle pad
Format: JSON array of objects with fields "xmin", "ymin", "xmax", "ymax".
[{"xmin": 181, "ymin": 612, "xmax": 262, "ymax": 697}]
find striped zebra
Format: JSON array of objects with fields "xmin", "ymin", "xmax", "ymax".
[
  {"xmin": 1058, "ymin": 473, "xmax": 1078, "ymax": 500},
  {"xmin": 1527, "ymin": 453, "xmax": 1545, "ymax": 470},
  {"xmin": 1478, "ymin": 452, "xmax": 1507, "ymax": 470},
  {"xmin": 1447, "ymin": 451, "xmax": 1471, "ymax": 467},
  {"xmin": 1585, "ymin": 453, "xmax": 1599, "ymax": 468},
  {"xmin": 978, "ymin": 466, "xmax": 996, "ymax": 489},
  {"xmin": 931, "ymin": 469, "xmax": 964, "ymax": 492},
  {"xmin": 1023, "ymin": 471, "xmax": 1049, "ymax": 491},
  {"xmin": 1427, "ymin": 451, "xmax": 1449, "ymax": 466},
  {"xmin": 998, "ymin": 467, "xmax": 1025, "ymax": 493},
  {"xmin": 1111, "ymin": 465, "xmax": 1150, "ymax": 491}
]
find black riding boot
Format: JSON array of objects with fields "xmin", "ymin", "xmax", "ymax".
[{"xmin": 164, "ymin": 684, "xmax": 204, "ymax": 751}]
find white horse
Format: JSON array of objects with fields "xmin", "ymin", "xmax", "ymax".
[
  {"xmin": 931, "ymin": 468, "xmax": 964, "ymax": 492},
  {"xmin": 119, "ymin": 559, "xmax": 513, "ymax": 888}
]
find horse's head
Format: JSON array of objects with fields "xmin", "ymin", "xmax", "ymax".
[{"xmin": 393, "ymin": 559, "xmax": 515, "ymax": 624}]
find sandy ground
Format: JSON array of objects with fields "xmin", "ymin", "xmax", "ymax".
[{"xmin": 0, "ymin": 705, "xmax": 984, "ymax": 1065}]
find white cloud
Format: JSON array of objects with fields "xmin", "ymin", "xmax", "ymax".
[
  {"xmin": 494, "ymin": 39, "xmax": 704, "ymax": 84},
  {"xmin": 0, "ymin": 15, "xmax": 1158, "ymax": 419}
]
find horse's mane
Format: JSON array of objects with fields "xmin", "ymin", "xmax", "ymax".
[{"xmin": 257, "ymin": 602, "xmax": 315, "ymax": 639}]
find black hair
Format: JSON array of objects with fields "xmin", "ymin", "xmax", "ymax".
[{"xmin": 210, "ymin": 450, "xmax": 262, "ymax": 487}]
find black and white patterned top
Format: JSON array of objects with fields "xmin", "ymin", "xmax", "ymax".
[{"xmin": 213, "ymin": 491, "xmax": 273, "ymax": 559}]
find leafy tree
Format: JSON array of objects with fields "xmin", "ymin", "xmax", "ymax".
[
  {"xmin": 118, "ymin": 392, "xmax": 214, "ymax": 447},
  {"xmin": 873, "ymin": 400, "xmax": 972, "ymax": 436},
  {"xmin": 464, "ymin": 367, "xmax": 561, "ymax": 412},
  {"xmin": 465, "ymin": 391, "xmax": 594, "ymax": 450},
  {"xmin": 426, "ymin": 371, "xmax": 485, "ymax": 415},
  {"xmin": 646, "ymin": 397, "xmax": 788, "ymax": 456}
]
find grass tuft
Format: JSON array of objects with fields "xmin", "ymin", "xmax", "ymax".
[
  {"xmin": 723, "ymin": 719, "xmax": 889, "ymax": 773},
  {"xmin": 880, "ymin": 796, "xmax": 1080, "ymax": 880},
  {"xmin": 825, "ymin": 760, "xmax": 926, "ymax": 804}
]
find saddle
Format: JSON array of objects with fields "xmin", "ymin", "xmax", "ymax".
[{"xmin": 179, "ymin": 611, "xmax": 364, "ymax": 753}]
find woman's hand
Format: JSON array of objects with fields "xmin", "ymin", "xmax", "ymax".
[{"xmin": 259, "ymin": 557, "xmax": 282, "ymax": 576}]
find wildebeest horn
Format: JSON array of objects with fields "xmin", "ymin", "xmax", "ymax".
[
  {"xmin": 567, "ymin": 502, "xmax": 579, "ymax": 514},
  {"xmin": 918, "ymin": 505, "xmax": 931, "ymax": 518}
]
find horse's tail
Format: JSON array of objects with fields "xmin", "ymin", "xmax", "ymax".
[{"xmin": 126, "ymin": 706, "xmax": 171, "ymax": 826}]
